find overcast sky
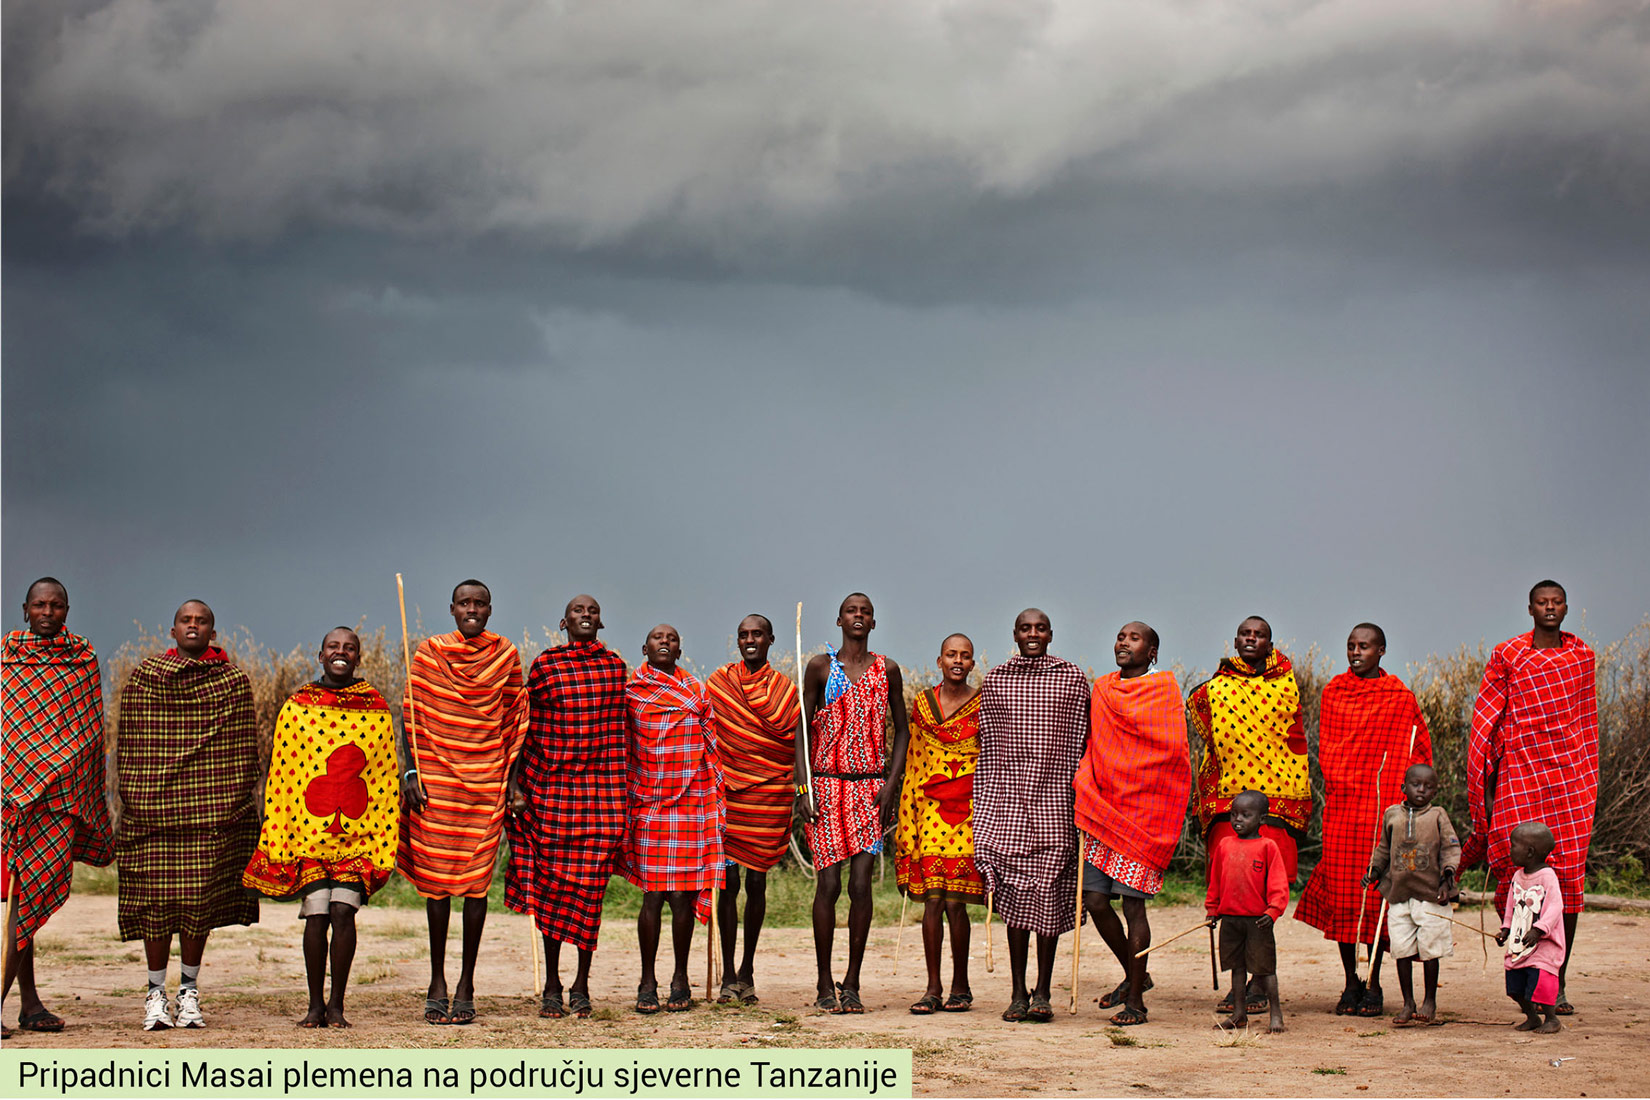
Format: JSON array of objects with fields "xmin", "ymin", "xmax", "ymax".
[{"xmin": 5, "ymin": 0, "xmax": 1647, "ymax": 679}]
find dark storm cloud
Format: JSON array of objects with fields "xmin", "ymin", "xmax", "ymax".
[{"xmin": 6, "ymin": 0, "xmax": 1648, "ymax": 299}]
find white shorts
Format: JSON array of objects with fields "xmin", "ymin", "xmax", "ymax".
[
  {"xmin": 297, "ymin": 883, "xmax": 365, "ymax": 918},
  {"xmin": 1385, "ymin": 897, "xmax": 1454, "ymax": 961}
]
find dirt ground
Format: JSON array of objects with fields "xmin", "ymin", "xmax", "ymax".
[{"xmin": 4, "ymin": 895, "xmax": 1648, "ymax": 1097}]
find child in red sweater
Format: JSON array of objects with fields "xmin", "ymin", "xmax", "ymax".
[{"xmin": 1207, "ymin": 789, "xmax": 1290, "ymax": 1033}]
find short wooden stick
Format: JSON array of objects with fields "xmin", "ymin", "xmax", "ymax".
[
  {"xmin": 1439, "ymin": 912, "xmax": 1498, "ymax": 938},
  {"xmin": 1135, "ymin": 917, "xmax": 1215, "ymax": 957},
  {"xmin": 1208, "ymin": 921, "xmax": 1219, "ymax": 990}
]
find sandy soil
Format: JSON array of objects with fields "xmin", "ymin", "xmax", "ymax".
[{"xmin": 4, "ymin": 895, "xmax": 1648, "ymax": 1097}]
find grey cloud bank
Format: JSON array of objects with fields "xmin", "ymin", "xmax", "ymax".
[{"xmin": 3, "ymin": 0, "xmax": 1647, "ymax": 675}]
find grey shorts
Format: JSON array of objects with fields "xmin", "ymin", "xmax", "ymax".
[
  {"xmin": 1083, "ymin": 863, "xmax": 1153, "ymax": 900},
  {"xmin": 297, "ymin": 883, "xmax": 364, "ymax": 918}
]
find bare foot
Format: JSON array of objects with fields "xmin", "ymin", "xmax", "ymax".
[
  {"xmin": 1216, "ymin": 1013, "xmax": 1247, "ymax": 1030},
  {"xmin": 1537, "ymin": 1018, "xmax": 1562, "ymax": 1034},
  {"xmin": 326, "ymin": 1007, "xmax": 352, "ymax": 1028},
  {"xmin": 296, "ymin": 1006, "xmax": 327, "ymax": 1028},
  {"xmin": 1514, "ymin": 1018, "xmax": 1541, "ymax": 1031},
  {"xmin": 1394, "ymin": 1004, "xmax": 1416, "ymax": 1026},
  {"xmin": 1269, "ymin": 1018, "xmax": 1286, "ymax": 1034},
  {"xmin": 1419, "ymin": 996, "xmax": 1436, "ymax": 1021}
]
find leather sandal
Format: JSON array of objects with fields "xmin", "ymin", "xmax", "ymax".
[
  {"xmin": 942, "ymin": 990, "xmax": 973, "ymax": 1012},
  {"xmin": 569, "ymin": 991, "xmax": 593, "ymax": 1018},
  {"xmin": 635, "ymin": 984, "xmax": 661, "ymax": 1015},
  {"xmin": 424, "ymin": 996, "xmax": 450, "ymax": 1025},
  {"xmin": 1001, "ymin": 996, "xmax": 1030, "ymax": 1022},
  {"xmin": 1026, "ymin": 993, "xmax": 1054, "ymax": 1023},
  {"xmin": 909, "ymin": 993, "xmax": 942, "ymax": 1015},
  {"xmin": 539, "ymin": 991, "xmax": 566, "ymax": 1019}
]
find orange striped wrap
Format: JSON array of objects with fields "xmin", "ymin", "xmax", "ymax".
[
  {"xmin": 396, "ymin": 631, "xmax": 528, "ymax": 898},
  {"xmin": 706, "ymin": 661, "xmax": 799, "ymax": 872}
]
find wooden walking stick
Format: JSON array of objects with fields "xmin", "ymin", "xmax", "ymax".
[
  {"xmin": 1135, "ymin": 917, "xmax": 1216, "ymax": 957},
  {"xmin": 1354, "ymin": 749, "xmax": 1389, "ymax": 970},
  {"xmin": 984, "ymin": 890, "xmax": 995, "ymax": 972},
  {"xmin": 893, "ymin": 893, "xmax": 909, "ymax": 976},
  {"xmin": 529, "ymin": 919, "xmax": 542, "ymax": 997},
  {"xmin": 395, "ymin": 574, "xmax": 423, "ymax": 769},
  {"xmin": 795, "ymin": 603, "xmax": 816, "ymax": 822},
  {"xmin": 2, "ymin": 889, "xmax": 18, "ymax": 993},
  {"xmin": 1362, "ymin": 725, "xmax": 1418, "ymax": 984},
  {"xmin": 1070, "ymin": 833, "xmax": 1084, "ymax": 1013},
  {"xmin": 706, "ymin": 886, "xmax": 717, "ymax": 1001}
]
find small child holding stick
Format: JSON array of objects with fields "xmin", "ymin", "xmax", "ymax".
[
  {"xmin": 1495, "ymin": 821, "xmax": 1566, "ymax": 1034},
  {"xmin": 1360, "ymin": 763, "xmax": 1459, "ymax": 1025},
  {"xmin": 1207, "ymin": 790, "xmax": 1289, "ymax": 1033}
]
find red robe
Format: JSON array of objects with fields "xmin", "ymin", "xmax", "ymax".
[{"xmin": 1294, "ymin": 670, "xmax": 1430, "ymax": 941}]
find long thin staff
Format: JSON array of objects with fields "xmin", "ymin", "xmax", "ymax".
[
  {"xmin": 530, "ymin": 921, "xmax": 542, "ymax": 997},
  {"xmin": 1208, "ymin": 921, "xmax": 1220, "ymax": 989},
  {"xmin": 1070, "ymin": 832, "xmax": 1084, "ymax": 1013},
  {"xmin": 395, "ymin": 574, "xmax": 423, "ymax": 770},
  {"xmin": 1354, "ymin": 749, "xmax": 1389, "ymax": 968},
  {"xmin": 984, "ymin": 890, "xmax": 995, "ymax": 972},
  {"xmin": 1135, "ymin": 917, "xmax": 1215, "ymax": 957},
  {"xmin": 1438, "ymin": 912, "xmax": 1497, "ymax": 939},
  {"xmin": 795, "ymin": 603, "xmax": 815, "ymax": 821},
  {"xmin": 1363, "ymin": 725, "xmax": 1417, "ymax": 984},
  {"xmin": 893, "ymin": 893, "xmax": 909, "ymax": 976},
  {"xmin": 706, "ymin": 887, "xmax": 717, "ymax": 1001},
  {"xmin": 1, "ymin": 889, "xmax": 18, "ymax": 994}
]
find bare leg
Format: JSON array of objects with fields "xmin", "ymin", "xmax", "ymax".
[
  {"xmin": 1557, "ymin": 911, "xmax": 1578, "ymax": 1008},
  {"xmin": 299, "ymin": 915, "xmax": 329, "ymax": 1026},
  {"xmin": 453, "ymin": 897, "xmax": 486, "ymax": 1005},
  {"xmin": 738, "ymin": 870, "xmax": 767, "ymax": 985},
  {"xmin": 920, "ymin": 897, "xmax": 945, "ymax": 998},
  {"xmin": 11, "ymin": 944, "xmax": 46, "ymax": 1019},
  {"xmin": 326, "ymin": 903, "xmax": 356, "ymax": 1027},
  {"xmin": 1537, "ymin": 1003, "xmax": 1562, "ymax": 1033},
  {"xmin": 143, "ymin": 935, "xmax": 173, "ymax": 974},
  {"xmin": 425, "ymin": 897, "xmax": 451, "ymax": 1001},
  {"xmin": 812, "ymin": 863, "xmax": 844, "ymax": 998},
  {"xmin": 1119, "ymin": 897, "xmax": 1151, "ymax": 1013},
  {"xmin": 1083, "ymin": 891, "xmax": 1129, "ymax": 971},
  {"xmin": 1418, "ymin": 958, "xmax": 1438, "ymax": 1022},
  {"xmin": 1222, "ymin": 962, "xmax": 1249, "ymax": 1029},
  {"xmin": 178, "ymin": 933, "xmax": 206, "ymax": 969},
  {"xmin": 637, "ymin": 891, "xmax": 666, "ymax": 994},
  {"xmin": 718, "ymin": 866, "xmax": 741, "ymax": 984},
  {"xmin": 1006, "ymin": 927, "xmax": 1031, "ymax": 1002},
  {"xmin": 666, "ymin": 891, "xmax": 696, "ymax": 992},
  {"xmin": 1264, "ymin": 974, "xmax": 1284, "ymax": 1032},
  {"xmin": 944, "ymin": 898, "xmax": 971, "ymax": 998},
  {"xmin": 1394, "ymin": 956, "xmax": 1418, "ymax": 1023},
  {"xmin": 1032, "ymin": 933, "xmax": 1059, "ymax": 1001},
  {"xmin": 571, "ymin": 947, "xmax": 596, "ymax": 998},
  {"xmin": 1368, "ymin": 937, "xmax": 1385, "ymax": 997},
  {"xmin": 1336, "ymin": 941, "xmax": 1359, "ymax": 995},
  {"xmin": 542, "ymin": 935, "xmax": 563, "ymax": 998},
  {"xmin": 842, "ymin": 853, "xmax": 875, "ymax": 992}
]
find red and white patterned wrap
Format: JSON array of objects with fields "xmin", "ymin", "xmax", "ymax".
[{"xmin": 805, "ymin": 654, "xmax": 889, "ymax": 869}]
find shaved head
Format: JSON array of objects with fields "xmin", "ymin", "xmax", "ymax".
[
  {"xmin": 1015, "ymin": 607, "xmax": 1050, "ymax": 629},
  {"xmin": 175, "ymin": 599, "xmax": 215, "ymax": 628}
]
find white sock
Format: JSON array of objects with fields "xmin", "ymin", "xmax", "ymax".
[
  {"xmin": 147, "ymin": 968, "xmax": 167, "ymax": 991},
  {"xmin": 180, "ymin": 963, "xmax": 200, "ymax": 991}
]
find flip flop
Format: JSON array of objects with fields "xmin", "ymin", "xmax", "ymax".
[
  {"xmin": 665, "ymin": 983, "xmax": 694, "ymax": 1012},
  {"xmin": 942, "ymin": 990, "xmax": 973, "ymax": 1012},
  {"xmin": 1026, "ymin": 994, "xmax": 1054, "ymax": 1023},
  {"xmin": 811, "ymin": 989, "xmax": 839, "ymax": 1012},
  {"xmin": 1110, "ymin": 1005, "xmax": 1148, "ymax": 1026},
  {"xmin": 834, "ymin": 984, "xmax": 864, "ymax": 1014},
  {"xmin": 735, "ymin": 980, "xmax": 759, "ymax": 1005},
  {"xmin": 1001, "ymin": 996, "xmax": 1030, "ymax": 1022},
  {"xmin": 717, "ymin": 981, "xmax": 740, "ymax": 1005},
  {"xmin": 448, "ymin": 999, "xmax": 476, "ymax": 1025},
  {"xmin": 569, "ymin": 991, "xmax": 593, "ymax": 1019},
  {"xmin": 18, "ymin": 1008, "xmax": 65, "ymax": 1033},
  {"xmin": 539, "ymin": 991, "xmax": 566, "ymax": 1019},
  {"xmin": 424, "ymin": 997, "xmax": 450, "ymax": 1025},
  {"xmin": 635, "ymin": 985, "xmax": 661, "ymax": 1015},
  {"xmin": 909, "ymin": 993, "xmax": 942, "ymax": 1015}
]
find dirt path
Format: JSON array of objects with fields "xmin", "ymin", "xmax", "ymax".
[{"xmin": 6, "ymin": 896, "xmax": 1648, "ymax": 1096}]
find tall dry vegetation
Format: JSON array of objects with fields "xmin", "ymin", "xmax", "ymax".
[{"xmin": 99, "ymin": 618, "xmax": 1650, "ymax": 888}]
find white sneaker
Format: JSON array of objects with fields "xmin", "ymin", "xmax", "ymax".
[
  {"xmin": 142, "ymin": 988, "xmax": 173, "ymax": 1031},
  {"xmin": 174, "ymin": 987, "xmax": 205, "ymax": 1029}
]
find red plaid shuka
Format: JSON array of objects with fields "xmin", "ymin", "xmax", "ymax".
[
  {"xmin": 707, "ymin": 661, "xmax": 799, "ymax": 873},
  {"xmin": 620, "ymin": 664, "xmax": 724, "ymax": 912},
  {"xmin": 2, "ymin": 630, "xmax": 114, "ymax": 949},
  {"xmin": 975, "ymin": 653, "xmax": 1091, "ymax": 938},
  {"xmin": 1295, "ymin": 670, "xmax": 1431, "ymax": 942},
  {"xmin": 1074, "ymin": 670, "xmax": 1191, "ymax": 895},
  {"xmin": 505, "ymin": 640, "xmax": 628, "ymax": 951},
  {"xmin": 116, "ymin": 648, "xmax": 260, "ymax": 940},
  {"xmin": 1467, "ymin": 632, "xmax": 1597, "ymax": 914},
  {"xmin": 805, "ymin": 652, "xmax": 890, "ymax": 869}
]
